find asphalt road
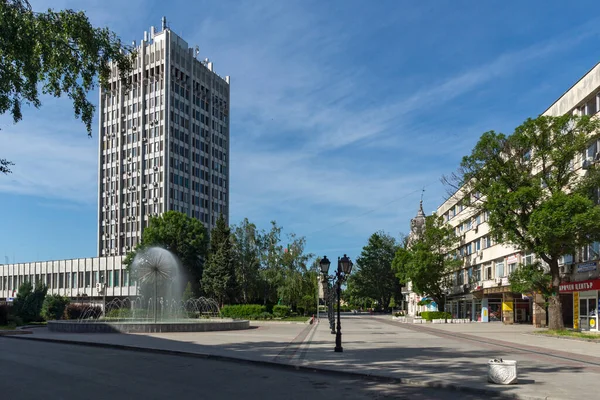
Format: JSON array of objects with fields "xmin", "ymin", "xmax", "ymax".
[{"xmin": 0, "ymin": 337, "xmax": 488, "ymax": 400}]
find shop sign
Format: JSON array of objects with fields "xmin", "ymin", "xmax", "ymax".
[
  {"xmin": 576, "ymin": 262, "xmax": 597, "ymax": 274},
  {"xmin": 502, "ymin": 301, "xmax": 513, "ymax": 312},
  {"xmin": 574, "ymin": 292, "xmax": 579, "ymax": 330},
  {"xmin": 506, "ymin": 254, "xmax": 519, "ymax": 264},
  {"xmin": 559, "ymin": 279, "xmax": 600, "ymax": 293}
]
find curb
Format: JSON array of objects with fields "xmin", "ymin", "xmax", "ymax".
[
  {"xmin": 526, "ymin": 333, "xmax": 600, "ymax": 344},
  {"xmin": 1, "ymin": 334, "xmax": 556, "ymax": 400},
  {"xmin": 0, "ymin": 330, "xmax": 32, "ymax": 336}
]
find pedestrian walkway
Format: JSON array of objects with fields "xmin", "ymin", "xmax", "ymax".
[{"xmin": 6, "ymin": 316, "xmax": 600, "ymax": 399}]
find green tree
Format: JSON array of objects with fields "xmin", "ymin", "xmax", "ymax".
[
  {"xmin": 509, "ymin": 262, "xmax": 552, "ymax": 301},
  {"xmin": 202, "ymin": 214, "xmax": 235, "ymax": 305},
  {"xmin": 393, "ymin": 216, "xmax": 461, "ymax": 312},
  {"xmin": 231, "ymin": 218, "xmax": 261, "ymax": 303},
  {"xmin": 277, "ymin": 233, "xmax": 314, "ymax": 309},
  {"xmin": 182, "ymin": 282, "xmax": 194, "ymax": 302},
  {"xmin": 0, "ymin": 0, "xmax": 134, "ymax": 173},
  {"xmin": 258, "ymin": 221, "xmax": 284, "ymax": 305},
  {"xmin": 125, "ymin": 211, "xmax": 209, "ymax": 296},
  {"xmin": 349, "ymin": 232, "xmax": 400, "ymax": 312},
  {"xmin": 41, "ymin": 294, "xmax": 70, "ymax": 321},
  {"xmin": 13, "ymin": 281, "xmax": 48, "ymax": 323},
  {"xmin": 452, "ymin": 114, "xmax": 600, "ymax": 329}
]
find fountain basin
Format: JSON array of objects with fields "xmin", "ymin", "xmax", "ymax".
[{"xmin": 48, "ymin": 319, "xmax": 250, "ymax": 333}]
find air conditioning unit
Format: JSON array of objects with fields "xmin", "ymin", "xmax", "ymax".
[
  {"xmin": 560, "ymin": 263, "xmax": 572, "ymax": 275},
  {"xmin": 127, "ymin": 157, "xmax": 132, "ymax": 162},
  {"xmin": 583, "ymin": 158, "xmax": 594, "ymax": 170},
  {"xmin": 121, "ymin": 129, "xmax": 125, "ymax": 133},
  {"xmin": 132, "ymin": 126, "xmax": 136, "ymax": 131},
  {"xmin": 126, "ymin": 202, "xmax": 131, "ymax": 206},
  {"xmin": 96, "ymin": 282, "xmax": 104, "ymax": 293},
  {"xmin": 153, "ymin": 198, "xmax": 158, "ymax": 202},
  {"xmin": 474, "ymin": 225, "xmax": 479, "ymax": 233},
  {"xmin": 153, "ymin": 166, "xmax": 159, "ymax": 171},
  {"xmin": 142, "ymin": 198, "xmax": 147, "ymax": 203},
  {"xmin": 153, "ymin": 182, "xmax": 158, "ymax": 187},
  {"xmin": 478, "ymin": 251, "xmax": 484, "ymax": 259},
  {"xmin": 120, "ymin": 232, "xmax": 125, "ymax": 237},
  {"xmin": 154, "ymin": 119, "xmax": 158, "ymax": 125},
  {"xmin": 142, "ymin": 137, "xmax": 147, "ymax": 142},
  {"xmin": 495, "ymin": 277, "xmax": 502, "ymax": 285}
]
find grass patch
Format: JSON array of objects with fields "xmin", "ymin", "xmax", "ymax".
[
  {"xmin": 0, "ymin": 323, "xmax": 17, "ymax": 330},
  {"xmin": 279, "ymin": 316, "xmax": 312, "ymax": 322},
  {"xmin": 533, "ymin": 329, "xmax": 600, "ymax": 341}
]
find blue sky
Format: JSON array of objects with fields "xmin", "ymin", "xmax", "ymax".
[{"xmin": 1, "ymin": 1, "xmax": 600, "ymax": 264}]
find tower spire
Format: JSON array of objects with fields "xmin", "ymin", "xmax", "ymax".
[{"xmin": 417, "ymin": 187, "xmax": 425, "ymax": 217}]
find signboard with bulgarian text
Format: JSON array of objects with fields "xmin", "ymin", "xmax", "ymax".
[
  {"xmin": 576, "ymin": 262, "xmax": 597, "ymax": 274},
  {"xmin": 559, "ymin": 279, "xmax": 600, "ymax": 293}
]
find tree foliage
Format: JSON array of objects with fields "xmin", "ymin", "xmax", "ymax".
[
  {"xmin": 509, "ymin": 262, "xmax": 552, "ymax": 300},
  {"xmin": 124, "ymin": 211, "xmax": 209, "ymax": 296},
  {"xmin": 13, "ymin": 281, "xmax": 48, "ymax": 323},
  {"xmin": 231, "ymin": 218, "xmax": 261, "ymax": 303},
  {"xmin": 393, "ymin": 216, "xmax": 461, "ymax": 311},
  {"xmin": 41, "ymin": 294, "xmax": 70, "ymax": 321},
  {"xmin": 450, "ymin": 114, "xmax": 600, "ymax": 329},
  {"xmin": 0, "ymin": 0, "xmax": 134, "ymax": 173},
  {"xmin": 348, "ymin": 232, "xmax": 400, "ymax": 311},
  {"xmin": 202, "ymin": 215, "xmax": 235, "ymax": 305}
]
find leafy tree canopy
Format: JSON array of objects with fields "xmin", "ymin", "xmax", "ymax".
[
  {"xmin": 348, "ymin": 231, "xmax": 400, "ymax": 311},
  {"xmin": 393, "ymin": 215, "xmax": 461, "ymax": 310},
  {"xmin": 124, "ymin": 211, "xmax": 209, "ymax": 296},
  {"xmin": 450, "ymin": 114, "xmax": 600, "ymax": 329},
  {"xmin": 202, "ymin": 214, "xmax": 235, "ymax": 305},
  {"xmin": 0, "ymin": 0, "xmax": 134, "ymax": 173}
]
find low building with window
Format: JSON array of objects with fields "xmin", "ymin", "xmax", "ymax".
[{"xmin": 0, "ymin": 256, "xmax": 136, "ymax": 302}]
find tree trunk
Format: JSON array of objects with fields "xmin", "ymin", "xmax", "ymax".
[{"xmin": 548, "ymin": 258, "xmax": 564, "ymax": 330}]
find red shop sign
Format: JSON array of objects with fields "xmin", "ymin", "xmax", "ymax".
[{"xmin": 559, "ymin": 279, "xmax": 600, "ymax": 293}]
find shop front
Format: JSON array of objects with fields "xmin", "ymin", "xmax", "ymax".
[{"xmin": 559, "ymin": 278, "xmax": 600, "ymax": 332}]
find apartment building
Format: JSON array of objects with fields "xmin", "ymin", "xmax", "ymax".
[
  {"xmin": 436, "ymin": 61, "xmax": 600, "ymax": 328},
  {"xmin": 98, "ymin": 17, "xmax": 230, "ymax": 257}
]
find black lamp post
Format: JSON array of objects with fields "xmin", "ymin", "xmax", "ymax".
[{"xmin": 320, "ymin": 254, "xmax": 353, "ymax": 353}]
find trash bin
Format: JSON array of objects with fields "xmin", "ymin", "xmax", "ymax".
[{"xmin": 487, "ymin": 359, "xmax": 518, "ymax": 384}]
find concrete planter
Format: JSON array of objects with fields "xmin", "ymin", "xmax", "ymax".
[{"xmin": 488, "ymin": 359, "xmax": 518, "ymax": 384}]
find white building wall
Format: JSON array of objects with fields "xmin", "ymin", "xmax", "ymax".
[{"xmin": 0, "ymin": 256, "xmax": 137, "ymax": 300}]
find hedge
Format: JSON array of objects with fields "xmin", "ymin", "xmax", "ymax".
[
  {"xmin": 272, "ymin": 305, "xmax": 290, "ymax": 318},
  {"xmin": 220, "ymin": 304, "xmax": 266, "ymax": 319},
  {"xmin": 64, "ymin": 304, "xmax": 102, "ymax": 320},
  {"xmin": 420, "ymin": 311, "xmax": 451, "ymax": 321}
]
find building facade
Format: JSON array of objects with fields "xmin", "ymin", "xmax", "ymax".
[
  {"xmin": 0, "ymin": 256, "xmax": 135, "ymax": 301},
  {"xmin": 98, "ymin": 17, "xmax": 230, "ymax": 257},
  {"xmin": 438, "ymin": 61, "xmax": 600, "ymax": 327}
]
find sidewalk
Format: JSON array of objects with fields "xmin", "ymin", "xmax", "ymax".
[{"xmin": 4, "ymin": 316, "xmax": 599, "ymax": 399}]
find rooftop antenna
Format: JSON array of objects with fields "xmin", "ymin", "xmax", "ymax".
[{"xmin": 195, "ymin": 45, "xmax": 200, "ymax": 59}]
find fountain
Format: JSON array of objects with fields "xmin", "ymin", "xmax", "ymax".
[{"xmin": 47, "ymin": 247, "xmax": 250, "ymax": 333}]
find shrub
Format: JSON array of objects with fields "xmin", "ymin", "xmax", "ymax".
[
  {"xmin": 220, "ymin": 304, "xmax": 266, "ymax": 319},
  {"xmin": 0, "ymin": 304, "xmax": 9, "ymax": 325},
  {"xmin": 64, "ymin": 304, "xmax": 102, "ymax": 320},
  {"xmin": 13, "ymin": 282, "xmax": 48, "ymax": 323},
  {"xmin": 394, "ymin": 311, "xmax": 405, "ymax": 317},
  {"xmin": 41, "ymin": 295, "xmax": 70, "ymax": 321},
  {"xmin": 106, "ymin": 308, "xmax": 146, "ymax": 319},
  {"xmin": 420, "ymin": 311, "xmax": 451, "ymax": 321},
  {"xmin": 273, "ymin": 305, "xmax": 290, "ymax": 318}
]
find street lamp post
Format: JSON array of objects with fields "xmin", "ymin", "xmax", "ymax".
[{"xmin": 319, "ymin": 254, "xmax": 353, "ymax": 353}]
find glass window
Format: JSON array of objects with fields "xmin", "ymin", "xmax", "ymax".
[{"xmin": 496, "ymin": 261, "xmax": 505, "ymax": 277}]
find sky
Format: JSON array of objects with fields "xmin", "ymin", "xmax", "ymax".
[{"xmin": 2, "ymin": 1, "xmax": 600, "ymax": 264}]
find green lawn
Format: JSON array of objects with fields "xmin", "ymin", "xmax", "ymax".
[
  {"xmin": 533, "ymin": 329, "xmax": 600, "ymax": 341},
  {"xmin": 0, "ymin": 323, "xmax": 17, "ymax": 330},
  {"xmin": 279, "ymin": 316, "xmax": 312, "ymax": 322}
]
